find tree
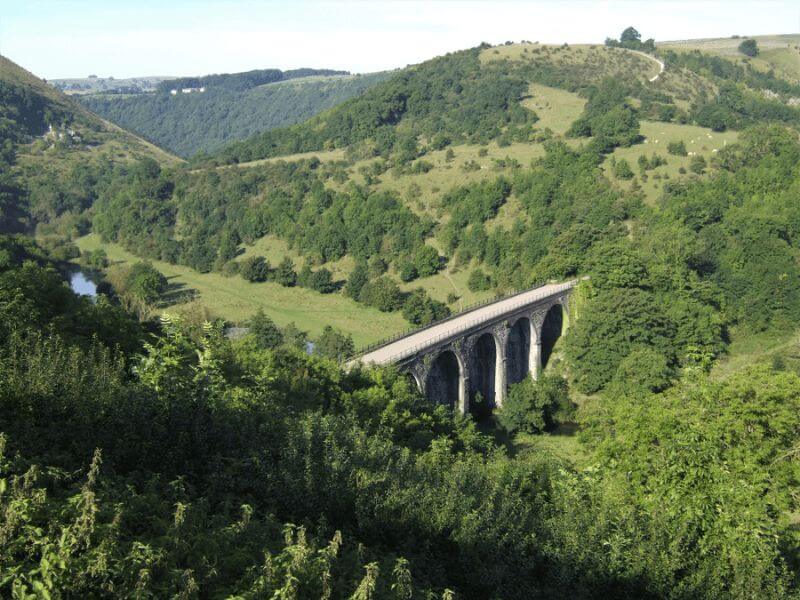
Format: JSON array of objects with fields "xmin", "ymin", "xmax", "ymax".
[
  {"xmin": 738, "ymin": 38, "xmax": 759, "ymax": 57},
  {"xmin": 620, "ymin": 27, "xmax": 641, "ymax": 45},
  {"xmin": 239, "ymin": 256, "xmax": 270, "ymax": 282},
  {"xmin": 414, "ymin": 245, "xmax": 441, "ymax": 277},
  {"xmin": 345, "ymin": 261, "xmax": 369, "ymax": 298},
  {"xmin": 216, "ymin": 230, "xmax": 240, "ymax": 264},
  {"xmin": 125, "ymin": 261, "xmax": 167, "ymax": 304},
  {"xmin": 315, "ymin": 325, "xmax": 354, "ymax": 360},
  {"xmin": 667, "ymin": 141, "xmax": 687, "ymax": 156},
  {"xmin": 247, "ymin": 308, "xmax": 283, "ymax": 349},
  {"xmin": 689, "ymin": 154, "xmax": 707, "ymax": 175},
  {"xmin": 497, "ymin": 375, "xmax": 572, "ymax": 434},
  {"xmin": 397, "ymin": 257, "xmax": 418, "ymax": 282},
  {"xmin": 467, "ymin": 268, "xmax": 491, "ymax": 292},
  {"xmin": 367, "ymin": 256, "xmax": 387, "ymax": 278},
  {"xmin": 402, "ymin": 288, "xmax": 449, "ymax": 326},
  {"xmin": 609, "ymin": 346, "xmax": 673, "ymax": 394},
  {"xmin": 307, "ymin": 268, "xmax": 335, "ymax": 293},
  {"xmin": 274, "ymin": 256, "xmax": 297, "ymax": 287},
  {"xmin": 614, "ymin": 159, "xmax": 634, "ymax": 180},
  {"xmin": 359, "ymin": 276, "xmax": 403, "ymax": 312}
]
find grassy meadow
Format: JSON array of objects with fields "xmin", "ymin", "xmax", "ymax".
[{"xmin": 75, "ymin": 234, "xmax": 408, "ymax": 346}]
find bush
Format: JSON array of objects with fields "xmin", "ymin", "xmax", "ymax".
[
  {"xmin": 497, "ymin": 375, "xmax": 572, "ymax": 434},
  {"xmin": 125, "ymin": 261, "xmax": 167, "ymax": 303},
  {"xmin": 414, "ymin": 245, "xmax": 441, "ymax": 277},
  {"xmin": 609, "ymin": 346, "xmax": 673, "ymax": 394},
  {"xmin": 402, "ymin": 288, "xmax": 450, "ymax": 326},
  {"xmin": 247, "ymin": 308, "xmax": 283, "ymax": 349},
  {"xmin": 397, "ymin": 257, "xmax": 418, "ymax": 282},
  {"xmin": 614, "ymin": 159, "xmax": 634, "ymax": 180},
  {"xmin": 307, "ymin": 268, "xmax": 335, "ymax": 294},
  {"xmin": 359, "ymin": 276, "xmax": 403, "ymax": 312},
  {"xmin": 240, "ymin": 256, "xmax": 270, "ymax": 282},
  {"xmin": 667, "ymin": 140, "xmax": 687, "ymax": 156},
  {"xmin": 689, "ymin": 154, "xmax": 707, "ymax": 174},
  {"xmin": 345, "ymin": 261, "xmax": 369, "ymax": 298},
  {"xmin": 274, "ymin": 256, "xmax": 297, "ymax": 287},
  {"xmin": 738, "ymin": 38, "xmax": 759, "ymax": 57},
  {"xmin": 315, "ymin": 325, "xmax": 354, "ymax": 360},
  {"xmin": 467, "ymin": 268, "xmax": 491, "ymax": 292}
]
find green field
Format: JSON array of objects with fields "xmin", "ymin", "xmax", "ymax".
[
  {"xmin": 604, "ymin": 121, "xmax": 739, "ymax": 205},
  {"xmin": 659, "ymin": 34, "xmax": 800, "ymax": 82},
  {"xmin": 75, "ymin": 234, "xmax": 407, "ymax": 346}
]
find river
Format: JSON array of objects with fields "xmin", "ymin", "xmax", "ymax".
[{"xmin": 69, "ymin": 269, "xmax": 98, "ymax": 299}]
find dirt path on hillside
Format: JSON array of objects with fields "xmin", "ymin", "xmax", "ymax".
[{"xmin": 627, "ymin": 49, "xmax": 665, "ymax": 82}]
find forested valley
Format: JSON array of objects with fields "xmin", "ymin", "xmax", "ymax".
[
  {"xmin": 79, "ymin": 69, "xmax": 391, "ymax": 158},
  {"xmin": 2, "ymin": 28, "xmax": 800, "ymax": 598}
]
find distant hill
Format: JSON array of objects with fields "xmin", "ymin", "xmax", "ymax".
[
  {"xmin": 50, "ymin": 75, "xmax": 172, "ymax": 95},
  {"xmin": 79, "ymin": 69, "xmax": 390, "ymax": 157},
  {"xmin": 155, "ymin": 67, "xmax": 348, "ymax": 93}
]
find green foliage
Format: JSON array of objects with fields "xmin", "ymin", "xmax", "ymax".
[
  {"xmin": 239, "ymin": 255, "xmax": 270, "ymax": 282},
  {"xmin": 667, "ymin": 140, "xmax": 688, "ymax": 156},
  {"xmin": 314, "ymin": 325, "xmax": 354, "ymax": 360},
  {"xmin": 568, "ymin": 78, "xmax": 640, "ymax": 152},
  {"xmin": 738, "ymin": 38, "xmax": 759, "ymax": 57},
  {"xmin": 125, "ymin": 260, "xmax": 167, "ymax": 304},
  {"xmin": 359, "ymin": 276, "xmax": 403, "ymax": 312},
  {"xmin": 304, "ymin": 267, "xmax": 336, "ymax": 294},
  {"xmin": 206, "ymin": 46, "xmax": 537, "ymax": 165},
  {"xmin": 498, "ymin": 375, "xmax": 573, "ymax": 434},
  {"xmin": 81, "ymin": 70, "xmax": 388, "ymax": 157},
  {"xmin": 1, "ymin": 235, "xmax": 799, "ymax": 597},
  {"xmin": 274, "ymin": 255, "xmax": 297, "ymax": 287},
  {"xmin": 345, "ymin": 261, "xmax": 369, "ymax": 299},
  {"xmin": 689, "ymin": 154, "xmax": 707, "ymax": 174},
  {"xmin": 402, "ymin": 288, "xmax": 450, "ymax": 326},
  {"xmin": 467, "ymin": 268, "xmax": 491, "ymax": 292},
  {"xmin": 604, "ymin": 27, "xmax": 655, "ymax": 52},
  {"xmin": 414, "ymin": 244, "xmax": 441, "ymax": 277},
  {"xmin": 248, "ymin": 308, "xmax": 284, "ymax": 349},
  {"xmin": 613, "ymin": 158, "xmax": 634, "ymax": 179}
]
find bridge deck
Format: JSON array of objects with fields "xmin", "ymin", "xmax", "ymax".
[{"xmin": 357, "ymin": 280, "xmax": 576, "ymax": 366}]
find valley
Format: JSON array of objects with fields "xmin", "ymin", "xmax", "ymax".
[{"xmin": 3, "ymin": 12, "xmax": 800, "ymax": 597}]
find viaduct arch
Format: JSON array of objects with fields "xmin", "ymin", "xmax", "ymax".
[{"xmin": 353, "ymin": 280, "xmax": 575, "ymax": 414}]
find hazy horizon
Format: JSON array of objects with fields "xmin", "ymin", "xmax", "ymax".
[{"xmin": 2, "ymin": 0, "xmax": 799, "ymax": 79}]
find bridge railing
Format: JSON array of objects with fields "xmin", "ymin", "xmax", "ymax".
[
  {"xmin": 352, "ymin": 280, "xmax": 548, "ymax": 359},
  {"xmin": 353, "ymin": 280, "xmax": 577, "ymax": 365}
]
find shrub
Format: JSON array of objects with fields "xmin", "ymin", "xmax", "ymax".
[
  {"xmin": 402, "ymin": 288, "xmax": 450, "ymax": 326},
  {"xmin": 274, "ymin": 256, "xmax": 297, "ymax": 287},
  {"xmin": 467, "ymin": 268, "xmax": 491, "ymax": 292},
  {"xmin": 614, "ymin": 159, "xmax": 634, "ymax": 179},
  {"xmin": 738, "ymin": 38, "xmax": 759, "ymax": 57},
  {"xmin": 667, "ymin": 140, "xmax": 687, "ymax": 156},
  {"xmin": 247, "ymin": 308, "xmax": 283, "ymax": 349},
  {"xmin": 498, "ymin": 375, "xmax": 572, "ymax": 434},
  {"xmin": 125, "ymin": 261, "xmax": 167, "ymax": 303},
  {"xmin": 689, "ymin": 154, "xmax": 707, "ymax": 174},
  {"xmin": 240, "ymin": 256, "xmax": 270, "ymax": 282},
  {"xmin": 359, "ymin": 276, "xmax": 403, "ymax": 312}
]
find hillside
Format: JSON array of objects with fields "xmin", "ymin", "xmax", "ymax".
[
  {"xmin": 79, "ymin": 70, "xmax": 390, "ymax": 157},
  {"xmin": 0, "ymin": 54, "xmax": 180, "ymax": 234},
  {"xmin": 5, "ymin": 26, "xmax": 800, "ymax": 598},
  {"xmin": 660, "ymin": 33, "xmax": 800, "ymax": 82}
]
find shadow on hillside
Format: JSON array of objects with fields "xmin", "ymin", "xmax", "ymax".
[{"xmin": 160, "ymin": 279, "xmax": 198, "ymax": 306}]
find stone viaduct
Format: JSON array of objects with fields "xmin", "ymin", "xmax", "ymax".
[{"xmin": 353, "ymin": 280, "xmax": 576, "ymax": 413}]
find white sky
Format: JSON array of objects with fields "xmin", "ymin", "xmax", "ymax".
[{"xmin": 1, "ymin": 1, "xmax": 798, "ymax": 79}]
